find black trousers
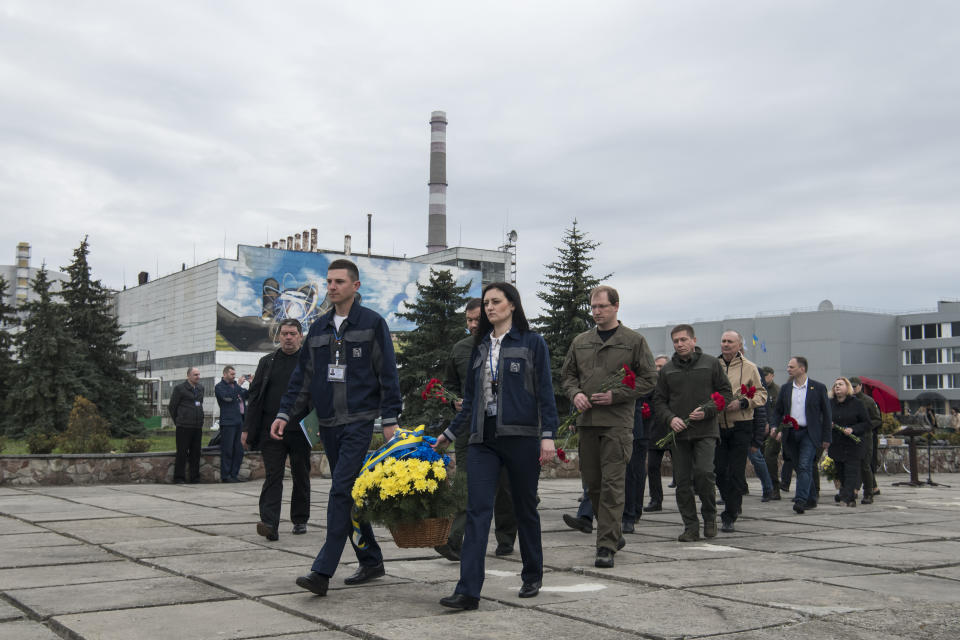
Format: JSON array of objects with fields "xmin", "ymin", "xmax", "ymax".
[
  {"xmin": 646, "ymin": 446, "xmax": 667, "ymax": 505},
  {"xmin": 174, "ymin": 427, "xmax": 202, "ymax": 482},
  {"xmin": 259, "ymin": 429, "xmax": 312, "ymax": 528},
  {"xmin": 623, "ymin": 438, "xmax": 648, "ymax": 523},
  {"xmin": 715, "ymin": 422, "xmax": 752, "ymax": 523},
  {"xmin": 836, "ymin": 458, "xmax": 862, "ymax": 503}
]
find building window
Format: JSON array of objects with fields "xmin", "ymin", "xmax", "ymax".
[
  {"xmin": 946, "ymin": 374, "xmax": 960, "ymax": 389},
  {"xmin": 924, "ymin": 348, "xmax": 941, "ymax": 364},
  {"xmin": 946, "ymin": 347, "xmax": 960, "ymax": 363},
  {"xmin": 924, "ymin": 323, "xmax": 942, "ymax": 339},
  {"xmin": 924, "ymin": 374, "xmax": 941, "ymax": 389},
  {"xmin": 905, "ymin": 375, "xmax": 923, "ymax": 390},
  {"xmin": 904, "ymin": 324, "xmax": 922, "ymax": 340},
  {"xmin": 904, "ymin": 349, "xmax": 921, "ymax": 365}
]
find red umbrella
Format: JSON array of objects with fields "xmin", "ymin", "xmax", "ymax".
[{"xmin": 858, "ymin": 376, "xmax": 900, "ymax": 413}]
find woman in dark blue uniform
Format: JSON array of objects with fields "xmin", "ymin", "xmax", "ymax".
[{"xmin": 434, "ymin": 282, "xmax": 558, "ymax": 610}]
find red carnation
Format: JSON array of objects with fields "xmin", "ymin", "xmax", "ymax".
[
  {"xmin": 556, "ymin": 447, "xmax": 568, "ymax": 462},
  {"xmin": 641, "ymin": 403, "xmax": 652, "ymax": 419},
  {"xmin": 740, "ymin": 384, "xmax": 748, "ymax": 396},
  {"xmin": 783, "ymin": 416, "xmax": 799, "ymax": 430},
  {"xmin": 440, "ymin": 397, "xmax": 448, "ymax": 404},
  {"xmin": 421, "ymin": 390, "xmax": 428, "ymax": 400},
  {"xmin": 711, "ymin": 392, "xmax": 726, "ymax": 412},
  {"xmin": 621, "ymin": 365, "xmax": 637, "ymax": 390},
  {"xmin": 747, "ymin": 385, "xmax": 756, "ymax": 399}
]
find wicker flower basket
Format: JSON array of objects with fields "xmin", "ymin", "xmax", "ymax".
[{"xmin": 388, "ymin": 517, "xmax": 453, "ymax": 548}]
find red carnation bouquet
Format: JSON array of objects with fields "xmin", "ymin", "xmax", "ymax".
[
  {"xmin": 555, "ymin": 364, "xmax": 638, "ymax": 463},
  {"xmin": 421, "ymin": 378, "xmax": 460, "ymax": 406},
  {"xmin": 777, "ymin": 415, "xmax": 800, "ymax": 434},
  {"xmin": 655, "ymin": 392, "xmax": 727, "ymax": 448}
]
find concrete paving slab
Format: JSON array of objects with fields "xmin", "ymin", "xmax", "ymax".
[
  {"xmin": 0, "ymin": 621, "xmax": 62, "ymax": 640},
  {"xmin": 884, "ymin": 539, "xmax": 960, "ymax": 556},
  {"xmin": 0, "ymin": 517, "xmax": 46, "ymax": 535},
  {"xmin": 724, "ymin": 535, "xmax": 853, "ymax": 554},
  {"xmin": 105, "ymin": 534, "xmax": 262, "ymax": 558},
  {"xmin": 482, "ymin": 570, "xmax": 650, "ymax": 606},
  {"xmin": 818, "ymin": 603, "xmax": 960, "ymax": 640},
  {"xmin": 351, "ymin": 608, "xmax": 641, "ymax": 640},
  {"xmin": 581, "ymin": 552, "xmax": 881, "ymax": 588},
  {"xmin": 125, "ymin": 507, "xmax": 253, "ymax": 525},
  {"xmin": 799, "ymin": 544, "xmax": 956, "ymax": 571},
  {"xmin": 0, "ymin": 561, "xmax": 166, "ymax": 590},
  {"xmin": 631, "ymin": 540, "xmax": 753, "ymax": 561},
  {"xmin": 4, "ymin": 507, "xmax": 124, "ymax": 522},
  {"xmin": 917, "ymin": 565, "xmax": 960, "ymax": 582},
  {"xmin": 787, "ymin": 528, "xmax": 937, "ymax": 545},
  {"xmin": 0, "ymin": 532, "xmax": 81, "ymax": 548},
  {"xmin": 383, "ymin": 556, "xmax": 541, "ymax": 584},
  {"xmin": 863, "ymin": 522, "xmax": 960, "ymax": 539},
  {"xmin": 539, "ymin": 588, "xmax": 801, "ymax": 638},
  {"xmin": 272, "ymin": 633, "xmax": 358, "ymax": 640},
  {"xmin": 0, "ymin": 598, "xmax": 24, "ymax": 621},
  {"xmin": 692, "ymin": 579, "xmax": 907, "ymax": 616},
  {"xmin": 711, "ymin": 619, "xmax": 911, "ymax": 640},
  {"xmin": 43, "ymin": 520, "xmax": 199, "ymax": 544},
  {"xmin": 50, "ymin": 599, "xmax": 318, "ymax": 640},
  {"xmin": 6, "ymin": 576, "xmax": 234, "ymax": 618},
  {"xmin": 266, "ymin": 582, "xmax": 506, "ymax": 627},
  {"xmin": 0, "ymin": 544, "xmax": 117, "ymax": 569},
  {"xmin": 818, "ymin": 572, "xmax": 960, "ymax": 602},
  {"xmin": 731, "ymin": 518, "xmax": 833, "ymax": 535},
  {"xmin": 143, "ymin": 548, "xmax": 311, "ymax": 574}
]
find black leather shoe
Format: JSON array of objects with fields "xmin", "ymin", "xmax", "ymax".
[
  {"xmin": 434, "ymin": 544, "xmax": 460, "ymax": 562},
  {"xmin": 518, "ymin": 581, "xmax": 541, "ymax": 598},
  {"xmin": 292, "ymin": 523, "xmax": 307, "ymax": 535},
  {"xmin": 793, "ymin": 502, "xmax": 805, "ymax": 514},
  {"xmin": 861, "ymin": 495, "xmax": 873, "ymax": 505},
  {"xmin": 667, "ymin": 481, "xmax": 676, "ymax": 488},
  {"xmin": 295, "ymin": 571, "xmax": 328, "ymax": 596},
  {"xmin": 771, "ymin": 489, "xmax": 782, "ymax": 500},
  {"xmin": 343, "ymin": 563, "xmax": 385, "ymax": 585},
  {"xmin": 621, "ymin": 520, "xmax": 635, "ymax": 534},
  {"xmin": 440, "ymin": 593, "xmax": 479, "ymax": 610},
  {"xmin": 643, "ymin": 502, "xmax": 662, "ymax": 512},
  {"xmin": 495, "ymin": 543, "xmax": 514, "ymax": 556},
  {"xmin": 616, "ymin": 536, "xmax": 626, "ymax": 550},
  {"xmin": 595, "ymin": 547, "xmax": 614, "ymax": 568},
  {"xmin": 256, "ymin": 522, "xmax": 279, "ymax": 541},
  {"xmin": 562, "ymin": 514, "xmax": 592, "ymax": 534},
  {"xmin": 720, "ymin": 520, "xmax": 735, "ymax": 533},
  {"xmin": 804, "ymin": 500, "xmax": 818, "ymax": 509}
]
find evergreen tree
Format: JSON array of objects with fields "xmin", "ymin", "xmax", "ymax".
[
  {"xmin": 7, "ymin": 266, "xmax": 91, "ymax": 439},
  {"xmin": 0, "ymin": 276, "xmax": 17, "ymax": 433},
  {"xmin": 61, "ymin": 237, "xmax": 143, "ymax": 436},
  {"xmin": 532, "ymin": 220, "xmax": 611, "ymax": 414},
  {"xmin": 395, "ymin": 269, "xmax": 471, "ymax": 428}
]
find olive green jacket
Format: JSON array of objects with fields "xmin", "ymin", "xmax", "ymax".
[
  {"xmin": 560, "ymin": 323, "xmax": 657, "ymax": 429},
  {"xmin": 653, "ymin": 347, "xmax": 734, "ymax": 440},
  {"xmin": 855, "ymin": 391, "xmax": 882, "ymax": 431}
]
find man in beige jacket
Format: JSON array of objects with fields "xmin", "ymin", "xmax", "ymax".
[{"xmin": 715, "ymin": 331, "xmax": 766, "ymax": 532}]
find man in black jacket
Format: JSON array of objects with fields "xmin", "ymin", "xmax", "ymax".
[
  {"xmin": 242, "ymin": 319, "xmax": 311, "ymax": 541},
  {"xmin": 168, "ymin": 367, "xmax": 204, "ymax": 483}
]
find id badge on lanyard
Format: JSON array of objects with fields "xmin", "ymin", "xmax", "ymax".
[{"xmin": 327, "ymin": 336, "xmax": 347, "ymax": 383}]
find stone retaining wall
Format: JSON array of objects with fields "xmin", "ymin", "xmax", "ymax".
[{"xmin": 1, "ymin": 446, "xmax": 953, "ymax": 486}]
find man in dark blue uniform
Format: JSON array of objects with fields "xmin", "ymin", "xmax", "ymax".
[{"xmin": 271, "ymin": 259, "xmax": 402, "ymax": 597}]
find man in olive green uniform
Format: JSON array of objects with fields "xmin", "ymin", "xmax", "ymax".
[
  {"xmin": 653, "ymin": 324, "xmax": 733, "ymax": 542},
  {"xmin": 561, "ymin": 285, "xmax": 657, "ymax": 568},
  {"xmin": 761, "ymin": 366, "xmax": 787, "ymax": 500},
  {"xmin": 435, "ymin": 298, "xmax": 517, "ymax": 561},
  {"xmin": 850, "ymin": 377, "xmax": 882, "ymax": 504}
]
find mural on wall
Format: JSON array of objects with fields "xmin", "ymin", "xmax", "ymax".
[{"xmin": 216, "ymin": 245, "xmax": 481, "ymax": 352}]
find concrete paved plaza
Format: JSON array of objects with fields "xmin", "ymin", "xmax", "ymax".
[{"xmin": 2, "ymin": 474, "xmax": 960, "ymax": 639}]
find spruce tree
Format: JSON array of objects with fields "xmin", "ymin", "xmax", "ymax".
[
  {"xmin": 61, "ymin": 237, "xmax": 143, "ymax": 436},
  {"xmin": 0, "ymin": 276, "xmax": 17, "ymax": 433},
  {"xmin": 532, "ymin": 220, "xmax": 611, "ymax": 414},
  {"xmin": 8, "ymin": 266, "xmax": 91, "ymax": 439},
  {"xmin": 395, "ymin": 269, "xmax": 471, "ymax": 428}
]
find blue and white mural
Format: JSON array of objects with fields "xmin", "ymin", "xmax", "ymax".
[{"xmin": 216, "ymin": 245, "xmax": 481, "ymax": 351}]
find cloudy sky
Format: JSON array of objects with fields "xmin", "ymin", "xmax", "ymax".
[{"xmin": 2, "ymin": 0, "xmax": 958, "ymax": 327}]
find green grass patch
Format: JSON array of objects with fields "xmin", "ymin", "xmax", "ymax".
[{"xmin": 0, "ymin": 430, "xmax": 219, "ymax": 455}]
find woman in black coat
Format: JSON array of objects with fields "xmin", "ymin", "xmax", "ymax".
[{"xmin": 828, "ymin": 377, "xmax": 871, "ymax": 507}]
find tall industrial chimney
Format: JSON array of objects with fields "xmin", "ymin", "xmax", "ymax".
[{"xmin": 426, "ymin": 110, "xmax": 448, "ymax": 253}]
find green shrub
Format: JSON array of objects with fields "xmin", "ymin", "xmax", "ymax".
[
  {"xmin": 880, "ymin": 413, "xmax": 901, "ymax": 435},
  {"xmin": 0, "ymin": 436, "xmax": 6, "ymax": 453},
  {"xmin": 122, "ymin": 438, "xmax": 152, "ymax": 453},
  {"xmin": 27, "ymin": 431, "xmax": 58, "ymax": 454},
  {"xmin": 59, "ymin": 396, "xmax": 112, "ymax": 454}
]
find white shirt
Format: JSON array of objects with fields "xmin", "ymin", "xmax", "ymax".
[
  {"xmin": 790, "ymin": 378, "xmax": 809, "ymax": 426},
  {"xmin": 334, "ymin": 314, "xmax": 347, "ymax": 331}
]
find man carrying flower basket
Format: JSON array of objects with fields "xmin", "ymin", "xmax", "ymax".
[
  {"xmin": 560, "ymin": 285, "xmax": 657, "ymax": 568},
  {"xmin": 652, "ymin": 324, "xmax": 733, "ymax": 542}
]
